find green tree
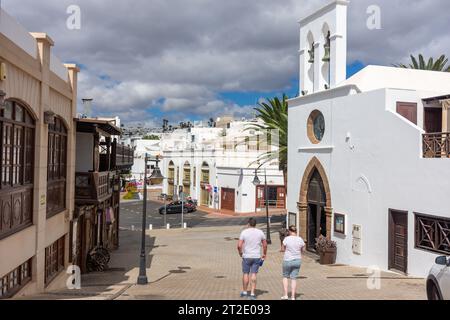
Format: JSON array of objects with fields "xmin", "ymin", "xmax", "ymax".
[
  {"xmin": 143, "ymin": 134, "xmax": 160, "ymax": 140},
  {"xmin": 394, "ymin": 54, "xmax": 450, "ymax": 72},
  {"xmin": 246, "ymin": 94, "xmax": 288, "ymax": 189}
]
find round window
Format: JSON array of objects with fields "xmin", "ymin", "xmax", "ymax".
[{"xmin": 307, "ymin": 110, "xmax": 325, "ymax": 144}]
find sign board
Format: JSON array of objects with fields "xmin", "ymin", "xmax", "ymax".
[
  {"xmin": 40, "ymin": 195, "xmax": 46, "ymax": 206},
  {"xmin": 180, "ymin": 192, "xmax": 186, "ymax": 202},
  {"xmin": 214, "ymin": 187, "xmax": 218, "ymax": 193}
]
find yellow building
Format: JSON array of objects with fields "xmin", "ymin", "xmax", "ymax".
[{"xmin": 0, "ymin": 9, "xmax": 78, "ymax": 298}]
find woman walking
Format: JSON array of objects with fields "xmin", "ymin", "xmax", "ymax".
[{"xmin": 281, "ymin": 226, "xmax": 305, "ymax": 300}]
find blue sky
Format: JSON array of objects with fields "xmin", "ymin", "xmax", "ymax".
[{"xmin": 3, "ymin": 0, "xmax": 449, "ymax": 125}]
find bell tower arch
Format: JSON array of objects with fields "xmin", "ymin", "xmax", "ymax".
[{"xmin": 299, "ymin": 0, "xmax": 349, "ymax": 95}]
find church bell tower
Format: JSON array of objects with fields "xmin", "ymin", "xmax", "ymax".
[{"xmin": 299, "ymin": 0, "xmax": 349, "ymax": 95}]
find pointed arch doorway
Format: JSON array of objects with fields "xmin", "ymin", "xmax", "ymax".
[{"xmin": 297, "ymin": 157, "xmax": 333, "ymax": 252}]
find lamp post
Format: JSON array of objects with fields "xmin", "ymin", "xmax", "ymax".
[
  {"xmin": 252, "ymin": 168, "xmax": 272, "ymax": 245},
  {"xmin": 137, "ymin": 154, "xmax": 165, "ymax": 285}
]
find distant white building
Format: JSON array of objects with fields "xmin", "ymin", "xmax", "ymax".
[
  {"xmin": 288, "ymin": 0, "xmax": 450, "ymax": 277},
  {"xmin": 162, "ymin": 118, "xmax": 285, "ymax": 213},
  {"xmin": 130, "ymin": 139, "xmax": 162, "ymax": 181}
]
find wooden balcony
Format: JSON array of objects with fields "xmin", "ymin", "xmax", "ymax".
[
  {"xmin": 113, "ymin": 143, "xmax": 134, "ymax": 169},
  {"xmin": 75, "ymin": 172, "xmax": 111, "ymax": 205},
  {"xmin": 423, "ymin": 132, "xmax": 450, "ymax": 158}
]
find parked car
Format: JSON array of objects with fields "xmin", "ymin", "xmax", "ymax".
[
  {"xmin": 427, "ymin": 255, "xmax": 450, "ymax": 300},
  {"xmin": 159, "ymin": 200, "xmax": 196, "ymax": 215}
]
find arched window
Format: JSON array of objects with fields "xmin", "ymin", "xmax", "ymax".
[
  {"xmin": 47, "ymin": 117, "xmax": 68, "ymax": 217},
  {"xmin": 0, "ymin": 100, "xmax": 35, "ymax": 239}
]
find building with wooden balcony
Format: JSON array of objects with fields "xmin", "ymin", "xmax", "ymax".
[
  {"xmin": 73, "ymin": 118, "xmax": 133, "ymax": 273},
  {"xmin": 287, "ymin": 1, "xmax": 450, "ymax": 278},
  {"xmin": 0, "ymin": 8, "xmax": 78, "ymax": 298}
]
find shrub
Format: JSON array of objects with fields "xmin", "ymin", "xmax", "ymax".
[{"xmin": 315, "ymin": 235, "xmax": 337, "ymax": 252}]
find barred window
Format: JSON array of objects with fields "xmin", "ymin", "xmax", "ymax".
[
  {"xmin": 0, "ymin": 100, "xmax": 34, "ymax": 240},
  {"xmin": 45, "ymin": 236, "xmax": 65, "ymax": 285},
  {"xmin": 1, "ymin": 100, "xmax": 34, "ymax": 187},
  {"xmin": 47, "ymin": 117, "xmax": 67, "ymax": 218},
  {"xmin": 0, "ymin": 259, "xmax": 32, "ymax": 299},
  {"xmin": 415, "ymin": 213, "xmax": 450, "ymax": 255}
]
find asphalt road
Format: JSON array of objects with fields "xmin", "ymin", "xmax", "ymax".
[{"xmin": 120, "ymin": 200, "xmax": 285, "ymax": 230}]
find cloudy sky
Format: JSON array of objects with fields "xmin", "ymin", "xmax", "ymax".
[{"xmin": 2, "ymin": 0, "xmax": 449, "ymax": 126}]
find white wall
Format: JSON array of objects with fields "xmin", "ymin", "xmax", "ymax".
[
  {"xmin": 217, "ymin": 167, "xmax": 284, "ymax": 213},
  {"xmin": 75, "ymin": 133, "xmax": 94, "ymax": 172},
  {"xmin": 288, "ymin": 88, "xmax": 450, "ymax": 277}
]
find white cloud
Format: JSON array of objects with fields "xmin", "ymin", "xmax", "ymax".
[{"xmin": 2, "ymin": 0, "xmax": 449, "ymax": 123}]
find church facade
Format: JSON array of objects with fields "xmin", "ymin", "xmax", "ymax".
[{"xmin": 287, "ymin": 0, "xmax": 450, "ymax": 277}]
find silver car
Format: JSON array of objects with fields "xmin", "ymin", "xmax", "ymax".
[{"xmin": 427, "ymin": 255, "xmax": 450, "ymax": 300}]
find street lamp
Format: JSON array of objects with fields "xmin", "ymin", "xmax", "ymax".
[
  {"xmin": 252, "ymin": 168, "xmax": 272, "ymax": 245},
  {"xmin": 137, "ymin": 154, "xmax": 165, "ymax": 285}
]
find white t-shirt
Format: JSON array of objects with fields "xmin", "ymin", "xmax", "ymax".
[
  {"xmin": 283, "ymin": 236, "xmax": 305, "ymax": 261},
  {"xmin": 239, "ymin": 228, "xmax": 266, "ymax": 259}
]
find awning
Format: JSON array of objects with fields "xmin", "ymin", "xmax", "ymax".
[{"xmin": 76, "ymin": 118, "xmax": 122, "ymax": 136}]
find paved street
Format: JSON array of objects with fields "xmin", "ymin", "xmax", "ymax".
[
  {"xmin": 19, "ymin": 211, "xmax": 426, "ymax": 300},
  {"xmin": 120, "ymin": 200, "xmax": 285, "ymax": 230}
]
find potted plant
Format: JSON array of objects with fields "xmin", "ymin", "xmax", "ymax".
[{"xmin": 315, "ymin": 235, "xmax": 337, "ymax": 265}]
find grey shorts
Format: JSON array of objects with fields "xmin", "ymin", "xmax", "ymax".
[
  {"xmin": 282, "ymin": 259, "xmax": 302, "ymax": 279},
  {"xmin": 242, "ymin": 258, "xmax": 261, "ymax": 274}
]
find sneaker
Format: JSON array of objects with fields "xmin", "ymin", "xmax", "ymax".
[
  {"xmin": 281, "ymin": 296, "xmax": 289, "ymax": 300},
  {"xmin": 291, "ymin": 297, "xmax": 296, "ymax": 301},
  {"xmin": 249, "ymin": 294, "xmax": 257, "ymax": 300},
  {"xmin": 240, "ymin": 291, "xmax": 248, "ymax": 298}
]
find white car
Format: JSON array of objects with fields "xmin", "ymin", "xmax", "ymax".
[{"xmin": 427, "ymin": 255, "xmax": 450, "ymax": 300}]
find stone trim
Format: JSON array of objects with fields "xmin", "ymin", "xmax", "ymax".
[{"xmin": 298, "ymin": 157, "xmax": 333, "ymax": 240}]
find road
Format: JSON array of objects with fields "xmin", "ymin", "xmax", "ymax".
[{"xmin": 120, "ymin": 200, "xmax": 285, "ymax": 230}]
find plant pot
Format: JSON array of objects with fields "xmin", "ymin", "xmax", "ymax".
[{"xmin": 319, "ymin": 247, "xmax": 337, "ymax": 265}]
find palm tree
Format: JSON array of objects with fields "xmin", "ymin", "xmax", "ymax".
[
  {"xmin": 394, "ymin": 54, "xmax": 450, "ymax": 72},
  {"xmin": 246, "ymin": 94, "xmax": 288, "ymax": 189}
]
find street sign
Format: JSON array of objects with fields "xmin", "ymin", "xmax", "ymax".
[
  {"xmin": 180, "ymin": 192, "xmax": 186, "ymax": 202},
  {"xmin": 214, "ymin": 186, "xmax": 218, "ymax": 193}
]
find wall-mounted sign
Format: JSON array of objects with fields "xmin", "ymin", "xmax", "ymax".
[
  {"xmin": 40, "ymin": 195, "xmax": 46, "ymax": 206},
  {"xmin": 334, "ymin": 213, "xmax": 346, "ymax": 235},
  {"xmin": 288, "ymin": 212, "xmax": 297, "ymax": 227}
]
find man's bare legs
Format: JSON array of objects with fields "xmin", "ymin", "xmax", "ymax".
[
  {"xmin": 242, "ymin": 273, "xmax": 250, "ymax": 293},
  {"xmin": 250, "ymin": 273, "xmax": 257, "ymax": 296}
]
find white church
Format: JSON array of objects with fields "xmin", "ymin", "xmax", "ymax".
[{"xmin": 287, "ymin": 0, "xmax": 450, "ymax": 277}]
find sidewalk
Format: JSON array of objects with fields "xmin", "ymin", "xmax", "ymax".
[
  {"xmin": 198, "ymin": 205, "xmax": 287, "ymax": 218},
  {"xmin": 19, "ymin": 223, "xmax": 426, "ymax": 300}
]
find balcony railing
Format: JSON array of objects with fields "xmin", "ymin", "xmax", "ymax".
[
  {"xmin": 256, "ymin": 199, "xmax": 286, "ymax": 209},
  {"xmin": 113, "ymin": 143, "xmax": 134, "ymax": 169},
  {"xmin": 75, "ymin": 172, "xmax": 111, "ymax": 204},
  {"xmin": 423, "ymin": 133, "xmax": 450, "ymax": 158}
]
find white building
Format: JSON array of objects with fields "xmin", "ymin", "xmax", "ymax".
[
  {"xmin": 130, "ymin": 139, "xmax": 162, "ymax": 181},
  {"xmin": 288, "ymin": 0, "xmax": 450, "ymax": 277},
  {"xmin": 162, "ymin": 118, "xmax": 285, "ymax": 213}
]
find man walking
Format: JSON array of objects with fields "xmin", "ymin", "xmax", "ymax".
[{"xmin": 237, "ymin": 218, "xmax": 268, "ymax": 300}]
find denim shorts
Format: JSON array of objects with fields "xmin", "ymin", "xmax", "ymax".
[
  {"xmin": 242, "ymin": 258, "xmax": 262, "ymax": 274},
  {"xmin": 282, "ymin": 259, "xmax": 302, "ymax": 279}
]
